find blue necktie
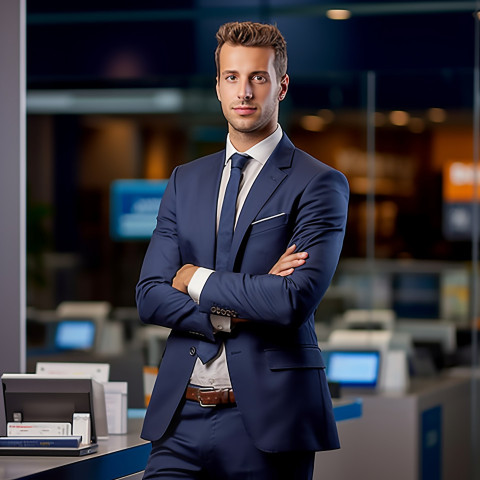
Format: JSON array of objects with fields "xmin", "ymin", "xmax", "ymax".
[
  {"xmin": 215, "ymin": 153, "xmax": 249, "ymax": 271},
  {"xmin": 197, "ymin": 153, "xmax": 248, "ymax": 364}
]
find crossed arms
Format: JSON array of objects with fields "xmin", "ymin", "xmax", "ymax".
[
  {"xmin": 136, "ymin": 164, "xmax": 349, "ymax": 337},
  {"xmin": 172, "ymin": 244, "xmax": 308, "ymax": 325},
  {"xmin": 173, "ymin": 244, "xmax": 307, "ymax": 291}
]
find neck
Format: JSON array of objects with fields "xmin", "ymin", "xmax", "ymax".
[{"xmin": 229, "ymin": 124, "xmax": 277, "ymax": 152}]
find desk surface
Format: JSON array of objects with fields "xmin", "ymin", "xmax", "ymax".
[
  {"xmin": 0, "ymin": 418, "xmax": 150, "ymax": 480},
  {"xmin": 0, "ymin": 401, "xmax": 362, "ymax": 480}
]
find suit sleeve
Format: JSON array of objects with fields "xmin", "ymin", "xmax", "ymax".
[
  {"xmin": 135, "ymin": 167, "xmax": 215, "ymax": 341},
  {"xmin": 198, "ymin": 168, "xmax": 349, "ymax": 329}
]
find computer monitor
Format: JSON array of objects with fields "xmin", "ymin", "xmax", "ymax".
[
  {"xmin": 325, "ymin": 350, "xmax": 381, "ymax": 388},
  {"xmin": 54, "ymin": 320, "xmax": 97, "ymax": 351},
  {"xmin": 110, "ymin": 179, "xmax": 168, "ymax": 240}
]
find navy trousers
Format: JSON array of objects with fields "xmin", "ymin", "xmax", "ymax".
[{"xmin": 143, "ymin": 399, "xmax": 315, "ymax": 480}]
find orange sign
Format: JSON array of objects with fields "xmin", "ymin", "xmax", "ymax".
[{"xmin": 443, "ymin": 161, "xmax": 480, "ymax": 202}]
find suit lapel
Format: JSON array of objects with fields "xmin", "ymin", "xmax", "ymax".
[
  {"xmin": 194, "ymin": 151, "xmax": 225, "ymax": 269},
  {"xmin": 228, "ymin": 135, "xmax": 295, "ymax": 270}
]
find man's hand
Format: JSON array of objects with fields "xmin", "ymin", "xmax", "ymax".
[
  {"xmin": 269, "ymin": 244, "xmax": 308, "ymax": 277},
  {"xmin": 172, "ymin": 264, "xmax": 199, "ymax": 294}
]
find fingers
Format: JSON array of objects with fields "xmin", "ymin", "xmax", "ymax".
[
  {"xmin": 275, "ymin": 267, "xmax": 294, "ymax": 277},
  {"xmin": 278, "ymin": 244, "xmax": 296, "ymax": 259},
  {"xmin": 269, "ymin": 244, "xmax": 308, "ymax": 276},
  {"xmin": 275, "ymin": 253, "xmax": 308, "ymax": 272}
]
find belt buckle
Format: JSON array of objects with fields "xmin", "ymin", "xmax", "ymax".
[{"xmin": 198, "ymin": 387, "xmax": 216, "ymax": 408}]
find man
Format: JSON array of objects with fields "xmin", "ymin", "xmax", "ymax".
[{"xmin": 136, "ymin": 21, "xmax": 349, "ymax": 479}]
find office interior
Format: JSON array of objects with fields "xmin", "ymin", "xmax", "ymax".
[{"xmin": 2, "ymin": 1, "xmax": 480, "ymax": 479}]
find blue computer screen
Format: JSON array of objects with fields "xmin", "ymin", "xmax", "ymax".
[
  {"xmin": 326, "ymin": 350, "xmax": 380, "ymax": 388},
  {"xmin": 110, "ymin": 179, "xmax": 168, "ymax": 240},
  {"xmin": 54, "ymin": 320, "xmax": 96, "ymax": 350}
]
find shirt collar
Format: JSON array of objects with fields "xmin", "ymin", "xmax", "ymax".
[{"xmin": 225, "ymin": 125, "xmax": 283, "ymax": 166}]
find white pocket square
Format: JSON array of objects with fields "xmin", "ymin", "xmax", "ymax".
[{"xmin": 251, "ymin": 213, "xmax": 286, "ymax": 225}]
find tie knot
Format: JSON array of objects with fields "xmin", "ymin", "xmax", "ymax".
[{"xmin": 230, "ymin": 153, "xmax": 249, "ymax": 171}]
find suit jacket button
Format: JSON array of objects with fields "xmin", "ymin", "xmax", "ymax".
[
  {"xmin": 210, "ymin": 306, "xmax": 216, "ymax": 314},
  {"xmin": 189, "ymin": 347, "xmax": 196, "ymax": 356},
  {"xmin": 220, "ymin": 309, "xmax": 226, "ymax": 316}
]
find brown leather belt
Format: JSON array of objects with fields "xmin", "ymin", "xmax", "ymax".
[{"xmin": 185, "ymin": 386, "xmax": 236, "ymax": 407}]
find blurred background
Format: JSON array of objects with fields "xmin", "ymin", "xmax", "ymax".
[
  {"xmin": 25, "ymin": 0, "xmax": 476, "ymax": 345},
  {"xmin": 10, "ymin": 0, "xmax": 480, "ymax": 477}
]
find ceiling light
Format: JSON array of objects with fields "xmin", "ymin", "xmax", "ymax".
[
  {"xmin": 317, "ymin": 109, "xmax": 335, "ymax": 123},
  {"xmin": 427, "ymin": 107, "xmax": 447, "ymax": 123},
  {"xmin": 389, "ymin": 110, "xmax": 410, "ymax": 126},
  {"xmin": 408, "ymin": 117, "xmax": 425, "ymax": 133},
  {"xmin": 326, "ymin": 9, "xmax": 352, "ymax": 20},
  {"xmin": 300, "ymin": 115, "xmax": 325, "ymax": 132},
  {"xmin": 374, "ymin": 112, "xmax": 387, "ymax": 127}
]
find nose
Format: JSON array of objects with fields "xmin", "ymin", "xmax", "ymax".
[{"xmin": 238, "ymin": 79, "xmax": 253, "ymax": 101}]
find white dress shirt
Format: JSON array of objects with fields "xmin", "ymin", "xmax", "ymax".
[{"xmin": 187, "ymin": 125, "xmax": 283, "ymax": 388}]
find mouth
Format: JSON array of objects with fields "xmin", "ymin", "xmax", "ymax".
[{"xmin": 233, "ymin": 105, "xmax": 257, "ymax": 116}]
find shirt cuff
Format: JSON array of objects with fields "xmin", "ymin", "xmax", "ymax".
[
  {"xmin": 211, "ymin": 314, "xmax": 231, "ymax": 333},
  {"xmin": 187, "ymin": 267, "xmax": 214, "ymax": 304},
  {"xmin": 187, "ymin": 268, "xmax": 231, "ymax": 333}
]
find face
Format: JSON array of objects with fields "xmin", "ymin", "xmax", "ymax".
[{"xmin": 216, "ymin": 43, "xmax": 289, "ymax": 144}]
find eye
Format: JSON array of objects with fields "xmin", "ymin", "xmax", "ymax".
[
  {"xmin": 225, "ymin": 74, "xmax": 237, "ymax": 82},
  {"xmin": 252, "ymin": 75, "xmax": 267, "ymax": 83}
]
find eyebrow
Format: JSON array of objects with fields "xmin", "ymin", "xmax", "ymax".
[{"xmin": 221, "ymin": 70, "xmax": 271, "ymax": 77}]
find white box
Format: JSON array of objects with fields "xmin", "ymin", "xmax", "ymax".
[
  {"xmin": 104, "ymin": 381, "xmax": 128, "ymax": 434},
  {"xmin": 72, "ymin": 413, "xmax": 91, "ymax": 445}
]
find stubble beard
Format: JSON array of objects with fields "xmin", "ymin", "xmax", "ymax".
[{"xmin": 225, "ymin": 101, "xmax": 279, "ymax": 137}]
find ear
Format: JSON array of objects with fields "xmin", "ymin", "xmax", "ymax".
[
  {"xmin": 216, "ymin": 77, "xmax": 221, "ymax": 102},
  {"xmin": 278, "ymin": 74, "xmax": 289, "ymax": 101}
]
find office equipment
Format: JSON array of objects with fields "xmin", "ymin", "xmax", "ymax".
[
  {"xmin": 54, "ymin": 319, "xmax": 97, "ymax": 351},
  {"xmin": 395, "ymin": 319, "xmax": 456, "ymax": 354},
  {"xmin": 0, "ymin": 436, "xmax": 82, "ymax": 448},
  {"xmin": 54, "ymin": 301, "xmax": 117, "ymax": 355},
  {"xmin": 0, "ymin": 443, "xmax": 97, "ymax": 457},
  {"xmin": 7, "ymin": 422, "xmax": 72, "ymax": 436},
  {"xmin": 35, "ymin": 362, "xmax": 128, "ymax": 434},
  {"xmin": 56, "ymin": 301, "xmax": 111, "ymax": 320},
  {"xmin": 0, "ymin": 433, "xmax": 91, "ymax": 457},
  {"xmin": 1, "ymin": 374, "xmax": 108, "ymax": 456},
  {"xmin": 342, "ymin": 309, "xmax": 395, "ymax": 331},
  {"xmin": 73, "ymin": 413, "xmax": 91, "ymax": 444},
  {"xmin": 104, "ymin": 382, "xmax": 128, "ymax": 434},
  {"xmin": 110, "ymin": 179, "xmax": 168, "ymax": 240},
  {"xmin": 326, "ymin": 329, "xmax": 411, "ymax": 391},
  {"xmin": 328, "ymin": 329, "xmax": 412, "ymax": 358},
  {"xmin": 36, "ymin": 362, "xmax": 110, "ymax": 383},
  {"xmin": 325, "ymin": 350, "xmax": 381, "ymax": 388},
  {"xmin": 395, "ymin": 319, "xmax": 457, "ymax": 373}
]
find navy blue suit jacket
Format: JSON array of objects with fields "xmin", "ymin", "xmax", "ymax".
[{"xmin": 136, "ymin": 134, "xmax": 349, "ymax": 453}]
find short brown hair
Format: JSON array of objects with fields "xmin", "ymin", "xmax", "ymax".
[{"xmin": 215, "ymin": 21, "xmax": 288, "ymax": 81}]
